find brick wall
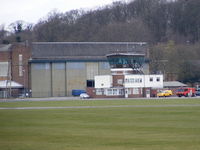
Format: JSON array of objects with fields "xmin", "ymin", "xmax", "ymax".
[
  {"xmin": 0, "ymin": 51, "xmax": 10, "ymax": 61},
  {"xmin": 86, "ymin": 87, "xmax": 125, "ymax": 98},
  {"xmin": 127, "ymin": 88, "xmax": 143, "ymax": 98},
  {"xmin": 112, "ymin": 75, "xmax": 124, "ymax": 87},
  {"xmin": 11, "ymin": 43, "xmax": 31, "ymax": 89}
]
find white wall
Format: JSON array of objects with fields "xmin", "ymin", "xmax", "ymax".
[
  {"xmin": 95, "ymin": 74, "xmax": 163, "ymax": 89},
  {"xmin": 95, "ymin": 75, "xmax": 112, "ymax": 88},
  {"xmin": 124, "ymin": 74, "xmax": 144, "ymax": 88},
  {"xmin": 144, "ymin": 75, "xmax": 163, "ymax": 88},
  {"xmin": 124, "ymin": 74, "xmax": 163, "ymax": 88}
]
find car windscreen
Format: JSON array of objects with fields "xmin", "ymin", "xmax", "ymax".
[{"xmin": 177, "ymin": 89, "xmax": 184, "ymax": 92}]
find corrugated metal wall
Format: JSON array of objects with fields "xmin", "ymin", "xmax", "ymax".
[
  {"xmin": 66, "ymin": 62, "xmax": 87, "ymax": 96},
  {"xmin": 98, "ymin": 62, "xmax": 110, "ymax": 75},
  {"xmin": 31, "ymin": 63, "xmax": 51, "ymax": 97},
  {"xmin": 86, "ymin": 62, "xmax": 98, "ymax": 80},
  {"xmin": 31, "ymin": 61, "xmax": 149, "ymax": 97},
  {"xmin": 52, "ymin": 63, "xmax": 66, "ymax": 97}
]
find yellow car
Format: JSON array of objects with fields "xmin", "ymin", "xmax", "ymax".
[{"xmin": 157, "ymin": 90, "xmax": 173, "ymax": 97}]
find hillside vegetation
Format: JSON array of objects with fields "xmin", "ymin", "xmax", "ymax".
[{"xmin": 1, "ymin": 0, "xmax": 200, "ymax": 83}]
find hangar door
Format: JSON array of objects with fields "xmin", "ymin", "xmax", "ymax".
[{"xmin": 86, "ymin": 63, "xmax": 98, "ymax": 80}]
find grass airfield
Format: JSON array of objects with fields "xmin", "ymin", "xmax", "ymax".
[{"xmin": 0, "ymin": 98, "xmax": 200, "ymax": 150}]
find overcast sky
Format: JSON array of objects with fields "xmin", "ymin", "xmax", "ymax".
[{"xmin": 0, "ymin": 0, "xmax": 126, "ymax": 27}]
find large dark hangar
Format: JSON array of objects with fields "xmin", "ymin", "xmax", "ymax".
[{"xmin": 30, "ymin": 42, "xmax": 149, "ymax": 97}]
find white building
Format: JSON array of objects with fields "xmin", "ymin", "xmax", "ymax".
[
  {"xmin": 93, "ymin": 73, "xmax": 163, "ymax": 98},
  {"xmin": 124, "ymin": 74, "xmax": 163, "ymax": 88}
]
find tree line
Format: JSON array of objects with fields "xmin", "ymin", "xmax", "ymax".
[{"xmin": 0, "ymin": 0, "xmax": 200, "ymax": 84}]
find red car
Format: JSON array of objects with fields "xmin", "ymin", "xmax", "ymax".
[{"xmin": 176, "ymin": 88, "xmax": 196, "ymax": 97}]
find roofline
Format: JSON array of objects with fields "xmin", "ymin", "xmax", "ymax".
[
  {"xmin": 106, "ymin": 53, "xmax": 145, "ymax": 57},
  {"xmin": 29, "ymin": 59, "xmax": 108, "ymax": 63},
  {"xmin": 32, "ymin": 42, "xmax": 147, "ymax": 45}
]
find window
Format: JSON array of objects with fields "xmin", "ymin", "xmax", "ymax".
[
  {"xmin": 133, "ymin": 88, "xmax": 140, "ymax": 94},
  {"xmin": 67, "ymin": 62, "xmax": 85, "ymax": 69},
  {"xmin": 128, "ymin": 89, "xmax": 132, "ymax": 94},
  {"xmin": 119, "ymin": 89, "xmax": 124, "ymax": 95},
  {"xmin": 130, "ymin": 78, "xmax": 134, "ymax": 83},
  {"xmin": 125, "ymin": 78, "xmax": 142, "ymax": 83},
  {"xmin": 150, "ymin": 77, "xmax": 153, "ymax": 82},
  {"xmin": 107, "ymin": 89, "xmax": 113, "ymax": 95},
  {"xmin": 135, "ymin": 78, "xmax": 142, "ymax": 83},
  {"xmin": 87, "ymin": 80, "xmax": 95, "ymax": 87},
  {"xmin": 19, "ymin": 65, "xmax": 23, "ymax": 77},
  {"xmin": 100, "ymin": 62, "xmax": 110, "ymax": 69},
  {"xmin": 156, "ymin": 77, "xmax": 160, "ymax": 82},
  {"xmin": 0, "ymin": 62, "xmax": 8, "ymax": 77},
  {"xmin": 96, "ymin": 89, "xmax": 104, "ymax": 95},
  {"xmin": 53, "ymin": 63, "xmax": 65, "ymax": 70},
  {"xmin": 117, "ymin": 79, "xmax": 123, "ymax": 85},
  {"xmin": 106, "ymin": 88, "xmax": 124, "ymax": 96},
  {"xmin": 19, "ymin": 54, "xmax": 23, "ymax": 76},
  {"xmin": 33, "ymin": 63, "xmax": 50, "ymax": 70},
  {"xmin": 113, "ymin": 89, "xmax": 118, "ymax": 95}
]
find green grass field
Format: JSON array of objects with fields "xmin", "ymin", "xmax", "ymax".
[{"xmin": 0, "ymin": 99, "xmax": 200, "ymax": 150}]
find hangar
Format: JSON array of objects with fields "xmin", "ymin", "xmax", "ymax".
[{"xmin": 30, "ymin": 42, "xmax": 149, "ymax": 97}]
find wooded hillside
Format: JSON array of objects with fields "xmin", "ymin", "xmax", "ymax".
[{"xmin": 1, "ymin": 0, "xmax": 200, "ymax": 83}]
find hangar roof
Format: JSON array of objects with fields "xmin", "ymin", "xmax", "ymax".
[{"xmin": 31, "ymin": 42, "xmax": 147, "ymax": 62}]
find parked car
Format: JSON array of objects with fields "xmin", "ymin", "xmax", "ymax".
[
  {"xmin": 80, "ymin": 93, "xmax": 90, "ymax": 99},
  {"xmin": 157, "ymin": 90, "xmax": 173, "ymax": 97},
  {"xmin": 196, "ymin": 88, "xmax": 200, "ymax": 96},
  {"xmin": 176, "ymin": 87, "xmax": 196, "ymax": 97},
  {"xmin": 72, "ymin": 89, "xmax": 86, "ymax": 96}
]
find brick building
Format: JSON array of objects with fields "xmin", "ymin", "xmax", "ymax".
[
  {"xmin": 0, "ymin": 43, "xmax": 30, "ymax": 98},
  {"xmin": 11, "ymin": 43, "xmax": 31, "ymax": 90}
]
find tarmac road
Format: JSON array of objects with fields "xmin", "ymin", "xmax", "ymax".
[
  {"xmin": 1, "ymin": 104, "xmax": 200, "ymax": 110},
  {"xmin": 0, "ymin": 95, "xmax": 200, "ymax": 102}
]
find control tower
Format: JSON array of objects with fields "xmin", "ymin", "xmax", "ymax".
[
  {"xmin": 106, "ymin": 52, "xmax": 145, "ymax": 75},
  {"xmin": 90, "ymin": 50, "xmax": 163, "ymax": 99}
]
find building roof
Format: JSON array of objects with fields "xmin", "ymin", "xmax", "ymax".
[
  {"xmin": 163, "ymin": 81, "xmax": 187, "ymax": 88},
  {"xmin": 0, "ymin": 80, "xmax": 23, "ymax": 89},
  {"xmin": 0, "ymin": 44, "xmax": 12, "ymax": 52},
  {"xmin": 31, "ymin": 42, "xmax": 147, "ymax": 61},
  {"xmin": 106, "ymin": 52, "xmax": 145, "ymax": 57}
]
